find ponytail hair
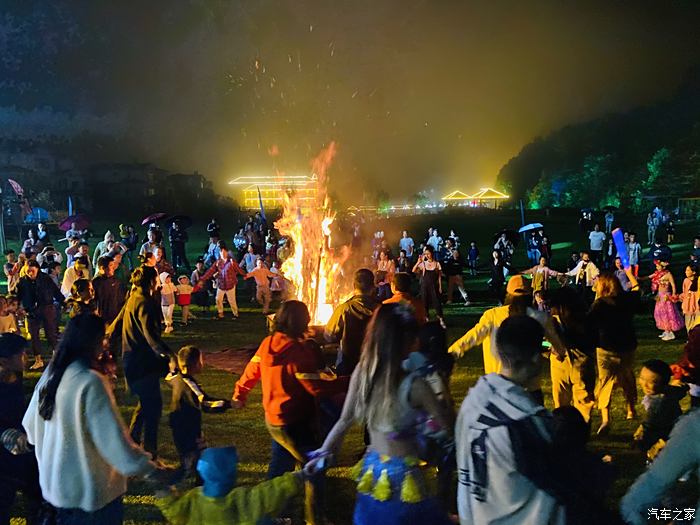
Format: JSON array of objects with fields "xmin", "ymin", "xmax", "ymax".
[{"xmin": 39, "ymin": 314, "xmax": 106, "ymax": 420}]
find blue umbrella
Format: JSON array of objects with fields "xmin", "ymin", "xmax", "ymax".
[
  {"xmin": 24, "ymin": 207, "xmax": 49, "ymax": 224},
  {"xmin": 518, "ymin": 223, "xmax": 544, "ymax": 233}
]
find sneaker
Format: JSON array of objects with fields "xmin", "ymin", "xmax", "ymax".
[
  {"xmin": 29, "ymin": 356, "xmax": 45, "ymax": 370},
  {"xmin": 464, "ymin": 300, "xmax": 471, "ymax": 306},
  {"xmin": 214, "ymin": 315, "xmax": 224, "ymax": 321},
  {"xmin": 658, "ymin": 332, "xmax": 666, "ymax": 338},
  {"xmin": 662, "ymin": 332, "xmax": 675, "ymax": 341}
]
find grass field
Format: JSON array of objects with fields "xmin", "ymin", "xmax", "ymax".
[{"xmin": 9, "ymin": 208, "xmax": 700, "ymax": 523}]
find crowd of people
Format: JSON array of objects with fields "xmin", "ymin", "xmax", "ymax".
[{"xmin": 0, "ymin": 210, "xmax": 698, "ymax": 525}]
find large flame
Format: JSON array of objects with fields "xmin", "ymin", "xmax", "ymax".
[{"xmin": 274, "ymin": 142, "xmax": 349, "ymax": 325}]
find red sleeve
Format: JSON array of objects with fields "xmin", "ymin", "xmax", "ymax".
[
  {"xmin": 233, "ymin": 350, "xmax": 263, "ymax": 402},
  {"xmin": 192, "ymin": 263, "xmax": 218, "ymax": 291}
]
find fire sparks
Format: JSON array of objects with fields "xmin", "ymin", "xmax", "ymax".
[{"xmin": 274, "ymin": 142, "xmax": 349, "ymax": 325}]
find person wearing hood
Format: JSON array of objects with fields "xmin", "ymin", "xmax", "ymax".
[
  {"xmin": 92, "ymin": 230, "xmax": 115, "ymax": 269},
  {"xmin": 155, "ymin": 446, "xmax": 305, "ymax": 525},
  {"xmin": 233, "ymin": 300, "xmax": 348, "ymax": 525},
  {"xmin": 325, "ymin": 268, "xmax": 380, "ymax": 375},
  {"xmin": 159, "ymin": 272, "xmax": 178, "ymax": 334},
  {"xmin": 456, "ymin": 316, "xmax": 567, "ymax": 525}
]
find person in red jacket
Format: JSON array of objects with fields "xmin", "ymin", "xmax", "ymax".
[{"xmin": 233, "ymin": 300, "xmax": 347, "ymax": 525}]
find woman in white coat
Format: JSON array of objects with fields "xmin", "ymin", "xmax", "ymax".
[{"xmin": 23, "ymin": 313, "xmax": 156, "ymax": 524}]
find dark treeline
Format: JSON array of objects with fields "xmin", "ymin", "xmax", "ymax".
[{"xmin": 497, "ymin": 69, "xmax": 700, "ymax": 211}]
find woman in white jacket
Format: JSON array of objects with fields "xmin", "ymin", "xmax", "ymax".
[{"xmin": 23, "ymin": 313, "xmax": 156, "ymax": 523}]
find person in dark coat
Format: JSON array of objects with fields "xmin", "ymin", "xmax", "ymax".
[
  {"xmin": 0, "ymin": 334, "xmax": 42, "ymax": 524},
  {"xmin": 15, "ymin": 260, "xmax": 64, "ymax": 370},
  {"xmin": 108, "ymin": 265, "xmax": 173, "ymax": 460},
  {"xmin": 324, "ymin": 269, "xmax": 379, "ymax": 375},
  {"xmin": 169, "ymin": 222, "xmax": 191, "ymax": 272},
  {"xmin": 92, "ymin": 255, "xmax": 126, "ymax": 326}
]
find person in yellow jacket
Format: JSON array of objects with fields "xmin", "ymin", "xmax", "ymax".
[
  {"xmin": 155, "ymin": 446, "xmax": 304, "ymax": 525},
  {"xmin": 448, "ymin": 275, "xmax": 566, "ymax": 401}
]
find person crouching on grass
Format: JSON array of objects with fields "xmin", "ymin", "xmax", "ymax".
[
  {"xmin": 244, "ymin": 257, "xmax": 275, "ymax": 315},
  {"xmin": 166, "ymin": 345, "xmax": 230, "ymax": 484}
]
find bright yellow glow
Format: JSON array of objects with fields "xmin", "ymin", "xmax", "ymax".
[
  {"xmin": 441, "ymin": 188, "xmax": 509, "ymax": 201},
  {"xmin": 442, "ymin": 190, "xmax": 471, "ymax": 200},
  {"xmin": 469, "ymin": 187, "xmax": 510, "ymax": 199}
]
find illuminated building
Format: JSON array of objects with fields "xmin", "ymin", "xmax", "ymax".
[
  {"xmin": 441, "ymin": 187, "xmax": 509, "ymax": 208},
  {"xmin": 228, "ymin": 175, "xmax": 318, "ymax": 210}
]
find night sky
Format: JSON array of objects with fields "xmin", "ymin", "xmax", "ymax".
[{"xmin": 3, "ymin": 1, "xmax": 700, "ymax": 201}]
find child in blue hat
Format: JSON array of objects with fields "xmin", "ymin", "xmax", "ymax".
[{"xmin": 155, "ymin": 446, "xmax": 305, "ymax": 525}]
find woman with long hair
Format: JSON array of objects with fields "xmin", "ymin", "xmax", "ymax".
[
  {"xmin": 647, "ymin": 260, "xmax": 684, "ymax": 341},
  {"xmin": 22, "ymin": 314, "xmax": 155, "ymax": 523},
  {"xmin": 116, "ymin": 265, "xmax": 172, "ymax": 460},
  {"xmin": 375, "ymin": 250, "xmax": 396, "ymax": 301},
  {"xmin": 307, "ymin": 303, "xmax": 453, "ymax": 525},
  {"xmin": 588, "ymin": 272, "xmax": 639, "ymax": 435},
  {"xmin": 412, "ymin": 245, "xmax": 444, "ymax": 326}
]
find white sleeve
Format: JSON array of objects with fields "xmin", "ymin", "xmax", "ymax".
[
  {"xmin": 84, "ymin": 372, "xmax": 154, "ymax": 477},
  {"xmin": 21, "ymin": 381, "xmax": 42, "ymax": 445}
]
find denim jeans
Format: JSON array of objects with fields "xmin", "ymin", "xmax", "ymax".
[
  {"xmin": 266, "ymin": 419, "xmax": 323, "ymax": 524},
  {"xmin": 56, "ymin": 497, "xmax": 123, "ymax": 525},
  {"xmin": 126, "ymin": 374, "xmax": 162, "ymax": 459}
]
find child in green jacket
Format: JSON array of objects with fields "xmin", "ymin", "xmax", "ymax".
[{"xmin": 155, "ymin": 446, "xmax": 305, "ymax": 525}]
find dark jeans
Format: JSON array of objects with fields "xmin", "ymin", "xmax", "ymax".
[
  {"xmin": 266, "ymin": 419, "xmax": 323, "ymax": 524},
  {"xmin": 27, "ymin": 305, "xmax": 59, "ymax": 357},
  {"xmin": 56, "ymin": 497, "xmax": 123, "ymax": 525},
  {"xmin": 171, "ymin": 244, "xmax": 190, "ymax": 272},
  {"xmin": 127, "ymin": 374, "xmax": 162, "ymax": 460},
  {"xmin": 0, "ymin": 450, "xmax": 41, "ymax": 525}
]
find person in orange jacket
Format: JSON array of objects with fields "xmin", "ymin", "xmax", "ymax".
[{"xmin": 233, "ymin": 300, "xmax": 348, "ymax": 525}]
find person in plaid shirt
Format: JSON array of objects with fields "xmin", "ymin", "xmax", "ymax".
[{"xmin": 192, "ymin": 243, "xmax": 246, "ymax": 319}]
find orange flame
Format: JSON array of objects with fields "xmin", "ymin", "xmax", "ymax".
[{"xmin": 274, "ymin": 142, "xmax": 349, "ymax": 325}]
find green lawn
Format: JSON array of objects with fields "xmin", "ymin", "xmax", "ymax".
[{"xmin": 9, "ymin": 209, "xmax": 700, "ymax": 523}]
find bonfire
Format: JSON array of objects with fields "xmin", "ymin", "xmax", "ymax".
[{"xmin": 274, "ymin": 142, "xmax": 351, "ymax": 325}]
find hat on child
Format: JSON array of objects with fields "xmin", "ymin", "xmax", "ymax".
[
  {"xmin": 197, "ymin": 446, "xmax": 239, "ymax": 497},
  {"xmin": 177, "ymin": 275, "xmax": 189, "ymax": 284},
  {"xmin": 118, "ymin": 224, "xmax": 129, "ymax": 238},
  {"xmin": 159, "ymin": 272, "xmax": 171, "ymax": 285},
  {"xmin": 0, "ymin": 333, "xmax": 27, "ymax": 358}
]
